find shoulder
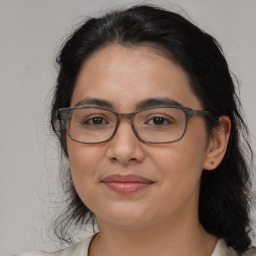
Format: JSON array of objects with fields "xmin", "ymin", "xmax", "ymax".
[
  {"xmin": 212, "ymin": 239, "xmax": 256, "ymax": 256},
  {"xmin": 13, "ymin": 234, "xmax": 95, "ymax": 256},
  {"xmin": 242, "ymin": 247, "xmax": 256, "ymax": 256}
]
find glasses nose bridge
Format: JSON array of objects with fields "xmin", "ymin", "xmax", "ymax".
[
  {"xmin": 117, "ymin": 112, "xmax": 136, "ymax": 130},
  {"xmin": 119, "ymin": 112, "xmax": 135, "ymax": 121},
  {"xmin": 115, "ymin": 112, "xmax": 136, "ymax": 131},
  {"xmin": 112, "ymin": 111, "xmax": 142, "ymax": 142}
]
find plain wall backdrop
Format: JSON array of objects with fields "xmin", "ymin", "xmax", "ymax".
[{"xmin": 0, "ymin": 0, "xmax": 255, "ymax": 255}]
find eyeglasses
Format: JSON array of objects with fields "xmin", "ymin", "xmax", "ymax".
[{"xmin": 58, "ymin": 106, "xmax": 213, "ymax": 144}]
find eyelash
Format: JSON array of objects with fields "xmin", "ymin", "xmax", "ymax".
[
  {"xmin": 83, "ymin": 115, "xmax": 109, "ymax": 125},
  {"xmin": 145, "ymin": 115, "xmax": 173, "ymax": 126}
]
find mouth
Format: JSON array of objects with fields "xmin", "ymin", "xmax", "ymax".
[{"xmin": 102, "ymin": 174, "xmax": 154, "ymax": 194}]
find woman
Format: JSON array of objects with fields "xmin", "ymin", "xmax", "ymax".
[{"xmin": 17, "ymin": 4, "xmax": 255, "ymax": 256}]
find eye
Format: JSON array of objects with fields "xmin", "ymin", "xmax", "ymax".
[
  {"xmin": 146, "ymin": 116, "xmax": 173, "ymax": 126},
  {"xmin": 84, "ymin": 115, "xmax": 109, "ymax": 125}
]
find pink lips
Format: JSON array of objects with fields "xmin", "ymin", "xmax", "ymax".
[{"xmin": 102, "ymin": 174, "xmax": 153, "ymax": 194}]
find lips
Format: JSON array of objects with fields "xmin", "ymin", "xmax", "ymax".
[{"xmin": 102, "ymin": 174, "xmax": 153, "ymax": 194}]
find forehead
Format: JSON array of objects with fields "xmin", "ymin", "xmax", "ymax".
[{"xmin": 71, "ymin": 44, "xmax": 202, "ymax": 110}]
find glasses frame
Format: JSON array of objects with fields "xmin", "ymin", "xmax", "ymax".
[{"xmin": 58, "ymin": 105, "xmax": 214, "ymax": 144}]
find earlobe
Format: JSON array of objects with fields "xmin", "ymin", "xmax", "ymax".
[{"xmin": 203, "ymin": 116, "xmax": 231, "ymax": 170}]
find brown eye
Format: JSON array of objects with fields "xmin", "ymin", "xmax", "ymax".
[
  {"xmin": 151, "ymin": 117, "xmax": 170, "ymax": 125},
  {"xmin": 84, "ymin": 116, "xmax": 109, "ymax": 125},
  {"xmin": 145, "ymin": 115, "xmax": 173, "ymax": 126}
]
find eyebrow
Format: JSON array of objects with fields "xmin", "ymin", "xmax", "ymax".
[
  {"xmin": 75, "ymin": 98, "xmax": 114, "ymax": 108},
  {"xmin": 74, "ymin": 97, "xmax": 183, "ymax": 109},
  {"xmin": 135, "ymin": 97, "xmax": 183, "ymax": 109}
]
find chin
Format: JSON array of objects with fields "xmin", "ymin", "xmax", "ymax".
[{"xmin": 96, "ymin": 204, "xmax": 154, "ymax": 228}]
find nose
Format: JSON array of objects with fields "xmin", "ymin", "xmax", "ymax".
[{"xmin": 106, "ymin": 121, "xmax": 146, "ymax": 165}]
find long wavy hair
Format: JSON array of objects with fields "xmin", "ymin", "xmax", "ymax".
[{"xmin": 50, "ymin": 4, "xmax": 254, "ymax": 252}]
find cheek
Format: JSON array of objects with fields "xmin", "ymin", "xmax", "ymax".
[
  {"xmin": 67, "ymin": 139, "xmax": 105, "ymax": 194},
  {"xmin": 67, "ymin": 137, "xmax": 105, "ymax": 169},
  {"xmin": 152, "ymin": 145, "xmax": 203, "ymax": 188},
  {"xmin": 151, "ymin": 127, "xmax": 208, "ymax": 198}
]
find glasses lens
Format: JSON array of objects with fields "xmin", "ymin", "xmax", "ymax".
[
  {"xmin": 134, "ymin": 108, "xmax": 186, "ymax": 143},
  {"xmin": 67, "ymin": 108, "xmax": 117, "ymax": 143}
]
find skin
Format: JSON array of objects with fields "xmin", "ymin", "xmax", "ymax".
[{"xmin": 67, "ymin": 45, "xmax": 231, "ymax": 256}]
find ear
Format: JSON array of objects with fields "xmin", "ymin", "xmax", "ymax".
[{"xmin": 203, "ymin": 116, "xmax": 231, "ymax": 170}]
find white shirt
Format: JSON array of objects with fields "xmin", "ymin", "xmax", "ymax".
[{"xmin": 14, "ymin": 235, "xmax": 256, "ymax": 256}]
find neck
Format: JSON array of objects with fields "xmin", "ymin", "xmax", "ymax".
[{"xmin": 89, "ymin": 214, "xmax": 217, "ymax": 256}]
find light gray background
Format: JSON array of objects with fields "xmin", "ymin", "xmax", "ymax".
[{"xmin": 1, "ymin": 0, "xmax": 255, "ymax": 255}]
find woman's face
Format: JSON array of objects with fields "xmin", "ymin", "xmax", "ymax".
[{"xmin": 67, "ymin": 45, "xmax": 212, "ymax": 229}]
